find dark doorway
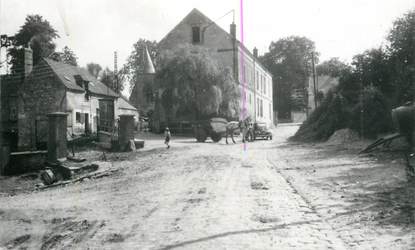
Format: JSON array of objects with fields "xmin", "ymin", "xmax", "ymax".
[
  {"xmin": 98, "ymin": 99, "xmax": 115, "ymax": 133},
  {"xmin": 84, "ymin": 113, "xmax": 89, "ymax": 134}
]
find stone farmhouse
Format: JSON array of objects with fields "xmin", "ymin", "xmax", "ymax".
[
  {"xmin": 156, "ymin": 8, "xmax": 274, "ymax": 128},
  {"xmin": 1, "ymin": 48, "xmax": 138, "ymax": 152}
]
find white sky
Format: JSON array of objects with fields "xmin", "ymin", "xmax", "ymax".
[{"xmin": 1, "ymin": 0, "xmax": 414, "ymax": 71}]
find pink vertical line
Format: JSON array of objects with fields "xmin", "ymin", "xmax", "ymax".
[{"xmin": 239, "ymin": 0, "xmax": 247, "ymax": 151}]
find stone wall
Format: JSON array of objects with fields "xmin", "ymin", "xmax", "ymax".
[
  {"xmin": 17, "ymin": 60, "xmax": 66, "ymax": 150},
  {"xmin": 1, "ymin": 75, "xmax": 20, "ymax": 149},
  {"xmin": 1, "ymin": 76, "xmax": 20, "ymax": 127},
  {"xmin": 158, "ymin": 9, "xmax": 234, "ymax": 73}
]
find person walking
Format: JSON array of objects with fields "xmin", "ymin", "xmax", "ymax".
[{"xmin": 164, "ymin": 127, "xmax": 171, "ymax": 149}]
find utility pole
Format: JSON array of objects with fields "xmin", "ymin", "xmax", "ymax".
[
  {"xmin": 253, "ymin": 53, "xmax": 257, "ymax": 123},
  {"xmin": 114, "ymin": 51, "xmax": 118, "ymax": 93},
  {"xmin": 0, "ymin": 43, "xmax": 2, "ymax": 169},
  {"xmin": 304, "ymin": 59, "xmax": 310, "ymax": 118},
  {"xmin": 311, "ymin": 52, "xmax": 318, "ymax": 109}
]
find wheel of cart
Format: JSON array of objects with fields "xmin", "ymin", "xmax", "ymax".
[
  {"xmin": 193, "ymin": 117, "xmax": 227, "ymax": 143},
  {"xmin": 194, "ymin": 126, "xmax": 207, "ymax": 142},
  {"xmin": 210, "ymin": 132, "xmax": 222, "ymax": 142}
]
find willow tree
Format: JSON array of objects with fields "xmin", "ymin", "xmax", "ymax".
[{"xmin": 156, "ymin": 45, "xmax": 240, "ymax": 121}]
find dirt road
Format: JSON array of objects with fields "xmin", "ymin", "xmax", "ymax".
[{"xmin": 0, "ymin": 125, "xmax": 414, "ymax": 249}]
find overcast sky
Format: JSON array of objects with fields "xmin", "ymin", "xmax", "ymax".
[{"xmin": 1, "ymin": 0, "xmax": 414, "ymax": 72}]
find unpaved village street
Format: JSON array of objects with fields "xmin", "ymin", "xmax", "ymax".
[{"xmin": 1, "ymin": 125, "xmax": 415, "ymax": 249}]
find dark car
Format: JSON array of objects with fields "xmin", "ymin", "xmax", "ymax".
[{"xmin": 253, "ymin": 122, "xmax": 272, "ymax": 140}]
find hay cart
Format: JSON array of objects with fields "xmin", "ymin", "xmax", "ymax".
[{"xmin": 193, "ymin": 118, "xmax": 228, "ymax": 143}]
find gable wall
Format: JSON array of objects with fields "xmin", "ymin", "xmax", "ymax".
[
  {"xmin": 17, "ymin": 60, "xmax": 67, "ymax": 150},
  {"xmin": 158, "ymin": 11, "xmax": 234, "ymax": 72}
]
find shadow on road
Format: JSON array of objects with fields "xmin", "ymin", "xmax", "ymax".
[
  {"xmin": 158, "ymin": 218, "xmax": 323, "ymax": 250},
  {"xmin": 278, "ymin": 141, "xmax": 415, "ymax": 231},
  {"xmin": 328, "ymin": 162, "xmax": 415, "ymax": 228}
]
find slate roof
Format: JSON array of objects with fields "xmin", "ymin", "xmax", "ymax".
[
  {"xmin": 144, "ymin": 46, "xmax": 156, "ymax": 74},
  {"xmin": 43, "ymin": 58, "xmax": 118, "ymax": 98},
  {"xmin": 118, "ymin": 95, "xmax": 138, "ymax": 111}
]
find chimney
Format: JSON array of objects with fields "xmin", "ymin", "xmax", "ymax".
[
  {"xmin": 230, "ymin": 22, "xmax": 236, "ymax": 38},
  {"xmin": 24, "ymin": 47, "xmax": 33, "ymax": 77},
  {"xmin": 253, "ymin": 47, "xmax": 258, "ymax": 58}
]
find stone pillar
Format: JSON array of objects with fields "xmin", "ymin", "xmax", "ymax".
[
  {"xmin": 118, "ymin": 114, "xmax": 135, "ymax": 151},
  {"xmin": 47, "ymin": 112, "xmax": 68, "ymax": 163}
]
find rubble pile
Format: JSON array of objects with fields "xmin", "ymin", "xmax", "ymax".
[{"xmin": 326, "ymin": 128, "xmax": 359, "ymax": 145}]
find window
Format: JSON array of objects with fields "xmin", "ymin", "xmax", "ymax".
[
  {"xmin": 67, "ymin": 113, "xmax": 71, "ymax": 127},
  {"xmin": 192, "ymin": 26, "xmax": 201, "ymax": 43},
  {"xmin": 74, "ymin": 75, "xmax": 83, "ymax": 88},
  {"xmin": 249, "ymin": 67, "xmax": 253, "ymax": 87},
  {"xmin": 256, "ymin": 72, "xmax": 259, "ymax": 90},
  {"xmin": 76, "ymin": 112, "xmax": 86, "ymax": 124},
  {"xmin": 84, "ymin": 82, "xmax": 90, "ymax": 101},
  {"xmin": 264, "ymin": 79, "xmax": 267, "ymax": 95},
  {"xmin": 260, "ymin": 99, "xmax": 263, "ymax": 117},
  {"xmin": 260, "ymin": 76, "xmax": 263, "ymax": 94},
  {"xmin": 269, "ymin": 103, "xmax": 272, "ymax": 119},
  {"xmin": 257, "ymin": 98, "xmax": 260, "ymax": 117}
]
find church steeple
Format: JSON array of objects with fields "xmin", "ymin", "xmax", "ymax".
[{"xmin": 143, "ymin": 46, "xmax": 155, "ymax": 74}]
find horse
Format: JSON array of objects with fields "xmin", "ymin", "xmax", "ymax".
[
  {"xmin": 391, "ymin": 104, "xmax": 415, "ymax": 174},
  {"xmin": 225, "ymin": 117, "xmax": 252, "ymax": 144},
  {"xmin": 392, "ymin": 104, "xmax": 415, "ymax": 147}
]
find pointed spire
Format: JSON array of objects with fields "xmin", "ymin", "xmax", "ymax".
[{"xmin": 143, "ymin": 46, "xmax": 155, "ymax": 74}]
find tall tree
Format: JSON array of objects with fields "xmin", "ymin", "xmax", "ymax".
[
  {"xmin": 86, "ymin": 63, "xmax": 102, "ymax": 79},
  {"xmin": 387, "ymin": 9, "xmax": 415, "ymax": 104},
  {"xmin": 260, "ymin": 36, "xmax": 318, "ymax": 119},
  {"xmin": 99, "ymin": 67, "xmax": 115, "ymax": 91},
  {"xmin": 8, "ymin": 15, "xmax": 59, "ymax": 73},
  {"xmin": 60, "ymin": 46, "xmax": 78, "ymax": 66},
  {"xmin": 123, "ymin": 39, "xmax": 158, "ymax": 93},
  {"xmin": 156, "ymin": 45, "xmax": 240, "ymax": 120},
  {"xmin": 98, "ymin": 67, "xmax": 125, "ymax": 93},
  {"xmin": 351, "ymin": 48, "xmax": 393, "ymax": 96},
  {"xmin": 316, "ymin": 57, "xmax": 350, "ymax": 77},
  {"xmin": 293, "ymin": 9, "xmax": 415, "ymax": 141}
]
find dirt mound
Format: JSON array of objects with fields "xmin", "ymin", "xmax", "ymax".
[
  {"xmin": 326, "ymin": 128, "xmax": 359, "ymax": 145},
  {"xmin": 291, "ymin": 90, "xmax": 351, "ymax": 142}
]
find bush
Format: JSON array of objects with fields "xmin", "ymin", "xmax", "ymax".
[
  {"xmin": 291, "ymin": 88, "xmax": 351, "ymax": 142},
  {"xmin": 292, "ymin": 85, "xmax": 394, "ymax": 142},
  {"xmin": 349, "ymin": 86, "xmax": 393, "ymax": 138}
]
